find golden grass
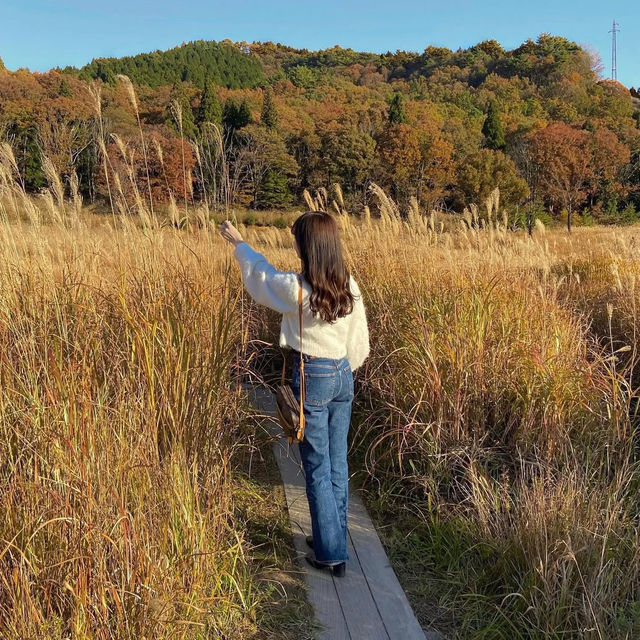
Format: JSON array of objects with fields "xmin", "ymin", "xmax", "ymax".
[
  {"xmin": 0, "ymin": 200, "xmax": 318, "ymax": 638},
  {"xmin": 4, "ymin": 158, "xmax": 640, "ymax": 637},
  {"xmin": 242, "ymin": 213, "xmax": 640, "ymax": 639}
]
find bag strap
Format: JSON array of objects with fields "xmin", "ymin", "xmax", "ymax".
[{"xmin": 298, "ymin": 275, "xmax": 305, "ymax": 431}]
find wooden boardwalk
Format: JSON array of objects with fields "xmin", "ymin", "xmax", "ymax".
[{"xmin": 244, "ymin": 384, "xmax": 442, "ymax": 640}]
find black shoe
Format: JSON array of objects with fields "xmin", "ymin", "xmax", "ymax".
[
  {"xmin": 305, "ymin": 535, "xmax": 313, "ymax": 549},
  {"xmin": 305, "ymin": 552, "xmax": 346, "ymax": 577}
]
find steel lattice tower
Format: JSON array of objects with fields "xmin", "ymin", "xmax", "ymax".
[{"xmin": 609, "ymin": 20, "xmax": 619, "ymax": 81}]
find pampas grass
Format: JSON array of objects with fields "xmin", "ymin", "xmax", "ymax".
[
  {"xmin": 239, "ymin": 202, "xmax": 640, "ymax": 639},
  {"xmin": 118, "ymin": 74, "xmax": 155, "ymax": 218},
  {"xmin": 88, "ymin": 81, "xmax": 115, "ymax": 216},
  {"xmin": 169, "ymin": 98, "xmax": 191, "ymax": 219},
  {"xmin": 302, "ymin": 188, "xmax": 315, "ymax": 211},
  {"xmin": 0, "ymin": 212, "xmax": 269, "ymax": 638}
]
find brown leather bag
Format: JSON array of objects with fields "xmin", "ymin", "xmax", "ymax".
[{"xmin": 274, "ymin": 275, "xmax": 306, "ymax": 443}]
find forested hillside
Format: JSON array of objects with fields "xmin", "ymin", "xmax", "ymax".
[
  {"xmin": 74, "ymin": 40, "xmax": 264, "ymax": 89},
  {"xmin": 1, "ymin": 35, "xmax": 639, "ymax": 225}
]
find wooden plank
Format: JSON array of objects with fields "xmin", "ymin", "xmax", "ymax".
[
  {"xmin": 332, "ymin": 525, "xmax": 390, "ymax": 640},
  {"xmin": 347, "ymin": 490, "xmax": 430, "ymax": 640},
  {"xmin": 270, "ymin": 424, "xmax": 351, "ymax": 640},
  {"xmin": 242, "ymin": 383, "xmax": 438, "ymax": 640}
]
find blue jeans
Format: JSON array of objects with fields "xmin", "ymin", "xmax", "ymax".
[{"xmin": 290, "ymin": 352, "xmax": 354, "ymax": 564}]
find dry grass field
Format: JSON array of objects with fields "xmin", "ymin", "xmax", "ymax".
[
  {"xmin": 2, "ymin": 166, "xmax": 640, "ymax": 639},
  {"xmin": 243, "ymin": 210, "xmax": 640, "ymax": 639},
  {"xmin": 0, "ymin": 190, "xmax": 316, "ymax": 638}
]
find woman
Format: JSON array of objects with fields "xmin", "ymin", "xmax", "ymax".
[{"xmin": 219, "ymin": 211, "xmax": 370, "ymax": 578}]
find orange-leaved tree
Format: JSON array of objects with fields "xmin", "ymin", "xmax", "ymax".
[{"xmin": 526, "ymin": 121, "xmax": 594, "ymax": 233}]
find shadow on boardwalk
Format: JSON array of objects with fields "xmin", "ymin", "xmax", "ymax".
[{"xmin": 243, "ymin": 383, "xmax": 443, "ymax": 640}]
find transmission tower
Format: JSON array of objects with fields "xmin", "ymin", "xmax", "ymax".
[{"xmin": 609, "ymin": 19, "xmax": 619, "ymax": 81}]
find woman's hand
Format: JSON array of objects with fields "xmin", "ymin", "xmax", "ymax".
[{"xmin": 219, "ymin": 220, "xmax": 244, "ymax": 246}]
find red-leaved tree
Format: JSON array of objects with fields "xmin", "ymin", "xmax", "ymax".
[{"xmin": 526, "ymin": 121, "xmax": 594, "ymax": 233}]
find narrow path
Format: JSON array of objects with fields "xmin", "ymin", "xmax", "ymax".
[{"xmin": 244, "ymin": 384, "xmax": 443, "ymax": 640}]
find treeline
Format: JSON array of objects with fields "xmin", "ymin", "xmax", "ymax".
[
  {"xmin": 71, "ymin": 40, "xmax": 264, "ymax": 89},
  {"xmin": 0, "ymin": 35, "xmax": 639, "ymax": 227}
]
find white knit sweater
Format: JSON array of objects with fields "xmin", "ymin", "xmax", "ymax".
[{"xmin": 233, "ymin": 241, "xmax": 370, "ymax": 371}]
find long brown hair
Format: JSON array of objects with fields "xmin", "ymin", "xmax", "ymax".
[{"xmin": 291, "ymin": 211, "xmax": 355, "ymax": 323}]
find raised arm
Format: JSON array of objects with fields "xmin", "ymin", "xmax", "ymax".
[
  {"xmin": 346, "ymin": 276, "xmax": 370, "ymax": 371},
  {"xmin": 219, "ymin": 220, "xmax": 299, "ymax": 313},
  {"xmin": 233, "ymin": 241, "xmax": 299, "ymax": 313}
]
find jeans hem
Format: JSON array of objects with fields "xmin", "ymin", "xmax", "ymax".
[{"xmin": 316, "ymin": 556, "xmax": 349, "ymax": 564}]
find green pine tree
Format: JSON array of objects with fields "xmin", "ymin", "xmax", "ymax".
[
  {"xmin": 95, "ymin": 61, "xmax": 116, "ymax": 85},
  {"xmin": 261, "ymin": 86, "xmax": 278, "ymax": 129},
  {"xmin": 59, "ymin": 79, "xmax": 72, "ymax": 97},
  {"xmin": 12, "ymin": 124, "xmax": 46, "ymax": 191},
  {"xmin": 223, "ymin": 97, "xmax": 252, "ymax": 131},
  {"xmin": 222, "ymin": 99, "xmax": 238, "ymax": 131},
  {"xmin": 388, "ymin": 92, "xmax": 407, "ymax": 125},
  {"xmin": 259, "ymin": 168, "xmax": 292, "ymax": 208},
  {"xmin": 482, "ymin": 100, "xmax": 506, "ymax": 150},
  {"xmin": 197, "ymin": 80, "xmax": 222, "ymax": 126},
  {"xmin": 237, "ymin": 99, "xmax": 252, "ymax": 128},
  {"xmin": 79, "ymin": 41, "xmax": 264, "ymax": 89}
]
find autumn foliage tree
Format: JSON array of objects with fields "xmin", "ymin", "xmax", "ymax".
[
  {"xmin": 589, "ymin": 127, "xmax": 631, "ymax": 213},
  {"xmin": 416, "ymin": 134, "xmax": 455, "ymax": 210},
  {"xmin": 375, "ymin": 124, "xmax": 422, "ymax": 203},
  {"xmin": 97, "ymin": 129, "xmax": 195, "ymax": 206},
  {"xmin": 318, "ymin": 123, "xmax": 376, "ymax": 198},
  {"xmin": 456, "ymin": 149, "xmax": 529, "ymax": 212},
  {"xmin": 527, "ymin": 122, "xmax": 594, "ymax": 232}
]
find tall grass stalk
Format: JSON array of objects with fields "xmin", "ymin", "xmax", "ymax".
[{"xmin": 118, "ymin": 75, "xmax": 155, "ymax": 220}]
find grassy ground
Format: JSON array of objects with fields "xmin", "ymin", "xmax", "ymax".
[
  {"xmin": 4, "ymin": 173, "xmax": 640, "ymax": 638},
  {"xmin": 242, "ymin": 216, "xmax": 640, "ymax": 640},
  {"xmin": 0, "ymin": 207, "xmax": 316, "ymax": 638}
]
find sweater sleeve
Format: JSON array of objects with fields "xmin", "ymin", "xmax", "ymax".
[
  {"xmin": 233, "ymin": 242, "xmax": 299, "ymax": 313},
  {"xmin": 346, "ymin": 276, "xmax": 370, "ymax": 372}
]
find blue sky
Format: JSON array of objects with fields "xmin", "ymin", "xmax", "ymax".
[{"xmin": 2, "ymin": 0, "xmax": 638, "ymax": 88}]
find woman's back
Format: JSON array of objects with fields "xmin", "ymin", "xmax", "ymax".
[
  {"xmin": 279, "ymin": 273, "xmax": 366, "ymax": 365},
  {"xmin": 233, "ymin": 240, "xmax": 369, "ymax": 371}
]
